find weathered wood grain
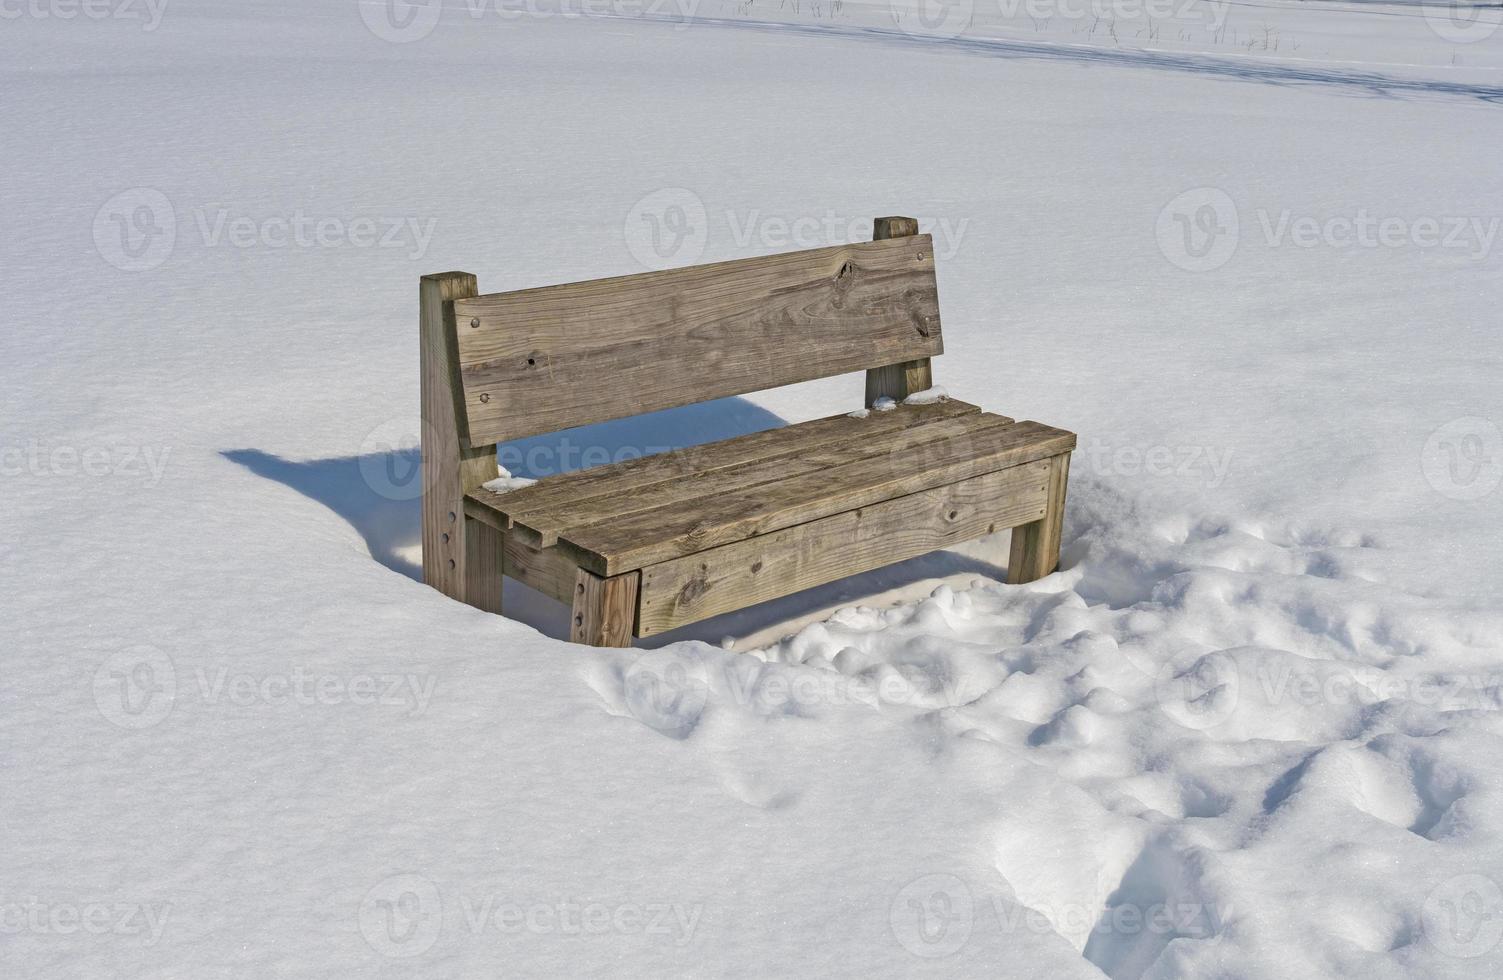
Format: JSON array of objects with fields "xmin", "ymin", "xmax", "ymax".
[
  {"xmin": 420, "ymin": 271, "xmax": 502, "ymax": 611},
  {"xmin": 468, "ymin": 398, "xmax": 979, "ymax": 529},
  {"xmin": 1007, "ymin": 453, "xmax": 1071, "ymax": 584},
  {"xmin": 563, "ymin": 421, "xmax": 1077, "ymax": 575},
  {"xmin": 865, "ymin": 359, "xmax": 934, "ymax": 407},
  {"xmin": 463, "ymin": 519, "xmax": 504, "ymax": 614},
  {"xmin": 873, "ymin": 215, "xmax": 920, "ymax": 240},
  {"xmin": 464, "ymin": 495, "xmax": 507, "ymax": 533},
  {"xmin": 572, "ymin": 568, "xmax": 639, "ymax": 647},
  {"xmin": 502, "ymin": 532, "xmax": 580, "ymax": 606},
  {"xmin": 637, "ymin": 463, "xmax": 1051, "ymax": 635},
  {"xmin": 453, "ymin": 236, "xmax": 944, "ymax": 445},
  {"xmin": 505, "ymin": 411, "xmax": 1018, "ymax": 548},
  {"xmin": 461, "ymin": 498, "xmax": 587, "ymax": 605},
  {"xmin": 865, "ymin": 216, "xmax": 933, "ymax": 407}
]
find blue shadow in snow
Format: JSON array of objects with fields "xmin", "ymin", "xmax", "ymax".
[{"xmin": 221, "ymin": 395, "xmax": 787, "ymax": 582}]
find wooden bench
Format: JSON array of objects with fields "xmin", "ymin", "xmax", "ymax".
[{"xmin": 419, "ymin": 216, "xmax": 1075, "ymax": 647}]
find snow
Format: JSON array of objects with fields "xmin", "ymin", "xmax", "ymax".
[
  {"xmin": 902, "ymin": 386, "xmax": 949, "ymax": 405},
  {"xmin": 4, "ymin": 0, "xmax": 1502, "ymax": 977},
  {"xmin": 482, "ymin": 466, "xmax": 539, "ymax": 493}
]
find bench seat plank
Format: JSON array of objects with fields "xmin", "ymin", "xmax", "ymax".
[
  {"xmin": 502, "ymin": 409, "xmax": 1019, "ymax": 548},
  {"xmin": 636, "ymin": 462, "xmax": 1055, "ymax": 635},
  {"xmin": 555, "ymin": 419, "xmax": 1075, "ymax": 575},
  {"xmin": 466, "ymin": 399, "xmax": 981, "ymax": 536}
]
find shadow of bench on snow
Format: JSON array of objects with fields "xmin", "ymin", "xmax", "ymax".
[{"xmin": 222, "ymin": 395, "xmax": 1010, "ymax": 648}]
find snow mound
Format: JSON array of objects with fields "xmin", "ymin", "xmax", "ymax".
[
  {"xmin": 481, "ymin": 465, "xmax": 538, "ymax": 494},
  {"xmin": 582, "ymin": 481, "xmax": 1503, "ymax": 977},
  {"xmin": 902, "ymin": 386, "xmax": 949, "ymax": 405}
]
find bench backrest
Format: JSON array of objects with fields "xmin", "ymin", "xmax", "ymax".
[{"xmin": 448, "ymin": 229, "xmax": 944, "ymax": 446}]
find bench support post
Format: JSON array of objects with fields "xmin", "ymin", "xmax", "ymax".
[
  {"xmin": 421, "ymin": 271, "xmax": 503, "ymax": 613},
  {"xmin": 1007, "ymin": 453, "xmax": 1070, "ymax": 583},
  {"xmin": 865, "ymin": 216, "xmax": 933, "ymax": 407},
  {"xmin": 572, "ymin": 568, "xmax": 639, "ymax": 647}
]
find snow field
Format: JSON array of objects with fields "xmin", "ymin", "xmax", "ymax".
[{"xmin": 3, "ymin": 0, "xmax": 1501, "ymax": 976}]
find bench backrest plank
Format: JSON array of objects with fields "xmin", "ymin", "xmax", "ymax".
[{"xmin": 451, "ymin": 234, "xmax": 943, "ymax": 445}]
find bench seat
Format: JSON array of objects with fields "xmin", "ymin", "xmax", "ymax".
[{"xmin": 464, "ymin": 399, "xmax": 1075, "ymax": 636}]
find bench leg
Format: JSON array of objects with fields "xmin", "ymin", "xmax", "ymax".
[
  {"xmin": 420, "ymin": 269, "xmax": 503, "ymax": 613},
  {"xmin": 1007, "ymin": 454, "xmax": 1070, "ymax": 584},
  {"xmin": 572, "ymin": 568, "xmax": 639, "ymax": 647},
  {"xmin": 463, "ymin": 517, "xmax": 504, "ymax": 614}
]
